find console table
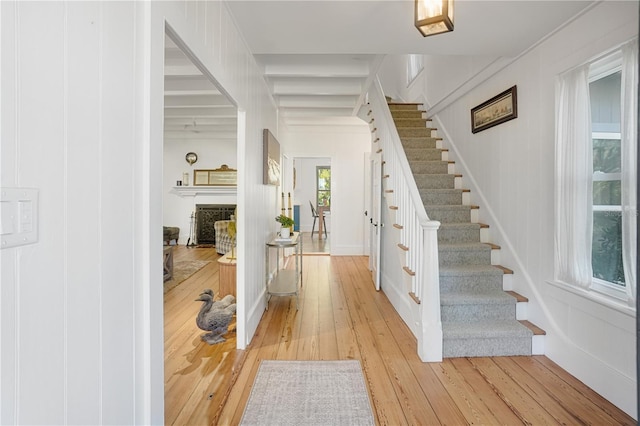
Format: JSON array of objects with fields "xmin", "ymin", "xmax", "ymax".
[{"xmin": 265, "ymin": 232, "xmax": 302, "ymax": 309}]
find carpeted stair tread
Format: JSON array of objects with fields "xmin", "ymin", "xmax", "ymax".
[
  {"xmin": 439, "ymin": 264, "xmax": 506, "ymax": 276},
  {"xmin": 390, "ymin": 110, "xmax": 424, "ymax": 118},
  {"xmin": 388, "ymin": 103, "xmax": 421, "ymax": 110},
  {"xmin": 409, "ymin": 161, "xmax": 449, "ymax": 174},
  {"xmin": 443, "ymin": 320, "xmax": 533, "ymax": 339},
  {"xmin": 414, "ymin": 174, "xmax": 456, "ymax": 189},
  {"xmin": 397, "ymin": 128, "xmax": 437, "ymax": 137},
  {"xmin": 438, "ymin": 242, "xmax": 493, "ymax": 251},
  {"xmin": 425, "ymin": 205, "xmax": 473, "ymax": 223},
  {"xmin": 441, "ymin": 289, "xmax": 516, "ymax": 305},
  {"xmin": 438, "ymin": 222, "xmax": 481, "ymax": 243},
  {"xmin": 393, "ymin": 118, "xmax": 431, "ymax": 127},
  {"xmin": 400, "ymin": 136, "xmax": 440, "ymax": 142},
  {"xmin": 404, "ymin": 148, "xmax": 444, "ymax": 161},
  {"xmin": 439, "ymin": 222, "xmax": 481, "ymax": 231},
  {"xmin": 402, "ymin": 139, "xmax": 439, "ymax": 150},
  {"xmin": 420, "ymin": 189, "xmax": 464, "ymax": 205}
]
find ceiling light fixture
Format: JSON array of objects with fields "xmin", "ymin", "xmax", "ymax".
[{"xmin": 415, "ymin": 0, "xmax": 454, "ymax": 37}]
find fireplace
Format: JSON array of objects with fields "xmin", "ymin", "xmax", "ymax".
[{"xmin": 195, "ymin": 204, "xmax": 236, "ymax": 245}]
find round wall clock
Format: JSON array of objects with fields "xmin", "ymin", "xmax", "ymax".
[{"xmin": 185, "ymin": 152, "xmax": 198, "ymax": 165}]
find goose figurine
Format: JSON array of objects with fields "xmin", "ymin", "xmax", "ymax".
[
  {"xmin": 195, "ymin": 292, "xmax": 236, "ymax": 345},
  {"xmin": 200, "ymin": 289, "xmax": 235, "ymax": 309}
]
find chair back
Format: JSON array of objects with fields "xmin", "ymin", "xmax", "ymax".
[{"xmin": 309, "ymin": 200, "xmax": 318, "ymax": 217}]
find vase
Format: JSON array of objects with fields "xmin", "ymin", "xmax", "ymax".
[{"xmin": 280, "ymin": 227, "xmax": 290, "ymax": 238}]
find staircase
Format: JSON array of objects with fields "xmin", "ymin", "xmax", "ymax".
[{"xmin": 388, "ymin": 102, "xmax": 543, "ymax": 358}]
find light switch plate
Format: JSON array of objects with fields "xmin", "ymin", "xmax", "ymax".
[{"xmin": 1, "ymin": 188, "xmax": 38, "ymax": 249}]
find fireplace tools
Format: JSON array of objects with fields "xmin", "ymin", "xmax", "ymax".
[{"xmin": 187, "ymin": 211, "xmax": 197, "ymax": 248}]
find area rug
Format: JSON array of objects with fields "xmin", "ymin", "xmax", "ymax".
[
  {"xmin": 240, "ymin": 360, "xmax": 375, "ymax": 426},
  {"xmin": 163, "ymin": 260, "xmax": 210, "ymax": 294}
]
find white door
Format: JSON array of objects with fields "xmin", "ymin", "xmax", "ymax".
[{"xmin": 369, "ymin": 151, "xmax": 382, "ymax": 290}]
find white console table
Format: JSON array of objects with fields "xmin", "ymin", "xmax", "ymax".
[{"xmin": 265, "ymin": 232, "xmax": 303, "ymax": 310}]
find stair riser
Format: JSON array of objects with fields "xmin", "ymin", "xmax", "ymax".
[
  {"xmin": 401, "ymin": 139, "xmax": 439, "ymax": 149},
  {"xmin": 439, "ymin": 247, "xmax": 492, "ymax": 266},
  {"xmin": 409, "ymin": 162, "xmax": 449, "ymax": 174},
  {"xmin": 441, "ymin": 303, "xmax": 516, "ymax": 322},
  {"xmin": 394, "ymin": 118, "xmax": 430, "ymax": 127},
  {"xmin": 391, "ymin": 110, "xmax": 424, "ymax": 118},
  {"xmin": 405, "ymin": 149, "xmax": 444, "ymax": 161},
  {"xmin": 440, "ymin": 274, "xmax": 504, "ymax": 292},
  {"xmin": 388, "ymin": 104, "xmax": 420, "ymax": 111},
  {"xmin": 425, "ymin": 206, "xmax": 471, "ymax": 223},
  {"xmin": 438, "ymin": 227, "xmax": 480, "ymax": 243},
  {"xmin": 397, "ymin": 128, "xmax": 436, "ymax": 137},
  {"xmin": 420, "ymin": 190, "xmax": 462, "ymax": 205},
  {"xmin": 443, "ymin": 337, "xmax": 532, "ymax": 358},
  {"xmin": 415, "ymin": 174, "xmax": 455, "ymax": 189}
]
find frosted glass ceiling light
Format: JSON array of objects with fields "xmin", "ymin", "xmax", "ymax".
[{"xmin": 415, "ymin": 0, "xmax": 454, "ymax": 37}]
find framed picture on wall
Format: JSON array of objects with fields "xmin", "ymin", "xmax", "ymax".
[
  {"xmin": 263, "ymin": 129, "xmax": 281, "ymax": 186},
  {"xmin": 471, "ymin": 85, "xmax": 518, "ymax": 133}
]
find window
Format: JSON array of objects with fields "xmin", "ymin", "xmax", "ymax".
[
  {"xmin": 316, "ymin": 166, "xmax": 331, "ymax": 208},
  {"xmin": 407, "ymin": 54, "xmax": 424, "ymax": 86},
  {"xmin": 555, "ymin": 39, "xmax": 637, "ymax": 304},
  {"xmin": 590, "ymin": 68, "xmax": 624, "ymax": 288}
]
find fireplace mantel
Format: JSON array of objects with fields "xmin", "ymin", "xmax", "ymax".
[{"xmin": 170, "ymin": 186, "xmax": 237, "ymax": 198}]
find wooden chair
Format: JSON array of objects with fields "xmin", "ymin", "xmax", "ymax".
[{"xmin": 309, "ymin": 201, "xmax": 327, "ymax": 238}]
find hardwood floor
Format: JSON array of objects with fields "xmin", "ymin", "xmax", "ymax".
[
  {"xmin": 300, "ymin": 231, "xmax": 330, "ymax": 254},
  {"xmin": 164, "ymin": 245, "xmax": 635, "ymax": 425}
]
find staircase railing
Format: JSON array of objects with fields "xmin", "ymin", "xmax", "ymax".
[{"xmin": 366, "ymin": 78, "xmax": 442, "ymax": 362}]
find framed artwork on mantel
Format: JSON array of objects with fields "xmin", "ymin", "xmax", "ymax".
[
  {"xmin": 193, "ymin": 165, "xmax": 237, "ymax": 186},
  {"xmin": 471, "ymin": 85, "xmax": 518, "ymax": 133}
]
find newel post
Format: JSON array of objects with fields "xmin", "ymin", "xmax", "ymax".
[{"xmin": 417, "ymin": 220, "xmax": 443, "ymax": 362}]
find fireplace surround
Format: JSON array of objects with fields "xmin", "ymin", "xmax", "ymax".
[{"xmin": 195, "ymin": 204, "xmax": 236, "ymax": 245}]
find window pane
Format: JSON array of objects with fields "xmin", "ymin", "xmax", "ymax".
[
  {"xmin": 593, "ymin": 180, "xmax": 621, "ymax": 205},
  {"xmin": 317, "ymin": 166, "xmax": 331, "ymax": 207},
  {"xmin": 593, "ymin": 138, "xmax": 621, "ymax": 173},
  {"xmin": 318, "ymin": 190, "xmax": 330, "ymax": 207},
  {"xmin": 592, "ymin": 211, "xmax": 625, "ymax": 285},
  {"xmin": 317, "ymin": 168, "xmax": 330, "ymax": 190}
]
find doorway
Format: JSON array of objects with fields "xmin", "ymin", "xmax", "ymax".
[
  {"xmin": 162, "ymin": 27, "xmax": 241, "ymax": 423},
  {"xmin": 293, "ymin": 157, "xmax": 331, "ymax": 254}
]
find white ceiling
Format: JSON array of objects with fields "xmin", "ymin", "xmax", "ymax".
[
  {"xmin": 165, "ymin": 0, "xmax": 594, "ymax": 140},
  {"xmin": 164, "ymin": 36, "xmax": 238, "ymax": 142},
  {"xmin": 226, "ymin": 0, "xmax": 593, "ymax": 56}
]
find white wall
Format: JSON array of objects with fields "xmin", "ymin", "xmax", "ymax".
[
  {"xmin": 1, "ymin": 1, "xmax": 277, "ymax": 424},
  {"xmin": 396, "ymin": 2, "xmax": 638, "ymax": 418},
  {"xmin": 280, "ymin": 125, "xmax": 371, "ymax": 255}
]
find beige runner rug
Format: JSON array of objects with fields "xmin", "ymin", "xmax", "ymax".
[{"xmin": 240, "ymin": 360, "xmax": 375, "ymax": 426}]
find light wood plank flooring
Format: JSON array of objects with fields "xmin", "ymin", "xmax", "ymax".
[
  {"xmin": 300, "ymin": 231, "xmax": 330, "ymax": 254},
  {"xmin": 164, "ymin": 245, "xmax": 635, "ymax": 425}
]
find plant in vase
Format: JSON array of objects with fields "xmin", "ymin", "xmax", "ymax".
[{"xmin": 275, "ymin": 214, "xmax": 295, "ymax": 238}]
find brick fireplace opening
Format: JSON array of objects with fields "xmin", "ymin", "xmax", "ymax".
[{"xmin": 195, "ymin": 204, "xmax": 236, "ymax": 245}]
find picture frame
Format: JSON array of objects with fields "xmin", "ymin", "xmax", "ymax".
[
  {"xmin": 263, "ymin": 129, "xmax": 281, "ymax": 186},
  {"xmin": 193, "ymin": 165, "xmax": 237, "ymax": 186},
  {"xmin": 471, "ymin": 85, "xmax": 518, "ymax": 134}
]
